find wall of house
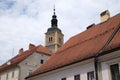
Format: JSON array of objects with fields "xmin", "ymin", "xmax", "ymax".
[
  {"xmin": 0, "ymin": 67, "xmax": 19, "ymax": 80},
  {"xmin": 19, "ymin": 52, "xmax": 50, "ymax": 80},
  {"xmin": 100, "ymin": 50, "xmax": 120, "ymax": 80},
  {"xmin": 28, "ymin": 58, "xmax": 95, "ymax": 80}
]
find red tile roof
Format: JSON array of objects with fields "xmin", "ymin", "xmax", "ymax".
[
  {"xmin": 27, "ymin": 13, "xmax": 120, "ymax": 78},
  {"xmin": 0, "ymin": 45, "xmax": 52, "ymax": 72}
]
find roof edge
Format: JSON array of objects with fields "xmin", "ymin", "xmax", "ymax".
[{"xmin": 26, "ymin": 46, "xmax": 120, "ymax": 79}]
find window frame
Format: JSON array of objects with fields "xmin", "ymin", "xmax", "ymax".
[
  {"xmin": 48, "ymin": 37, "xmax": 53, "ymax": 42},
  {"xmin": 6, "ymin": 73, "xmax": 9, "ymax": 80},
  {"xmin": 74, "ymin": 74, "xmax": 80, "ymax": 80},
  {"xmin": 87, "ymin": 71, "xmax": 94, "ymax": 80},
  {"xmin": 61, "ymin": 77, "xmax": 66, "ymax": 80},
  {"xmin": 40, "ymin": 59, "xmax": 44, "ymax": 64},
  {"xmin": 12, "ymin": 71, "xmax": 14, "ymax": 78},
  {"xmin": 29, "ymin": 69, "xmax": 32, "ymax": 75},
  {"xmin": 110, "ymin": 64, "xmax": 120, "ymax": 80}
]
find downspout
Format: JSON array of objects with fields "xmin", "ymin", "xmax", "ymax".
[
  {"xmin": 94, "ymin": 23, "xmax": 120, "ymax": 80},
  {"xmin": 94, "ymin": 56, "xmax": 98, "ymax": 80}
]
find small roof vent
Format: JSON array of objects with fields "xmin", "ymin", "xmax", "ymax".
[
  {"xmin": 87, "ymin": 24, "xmax": 95, "ymax": 29},
  {"xmin": 29, "ymin": 44, "xmax": 36, "ymax": 50}
]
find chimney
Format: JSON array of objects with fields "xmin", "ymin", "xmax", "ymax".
[
  {"xmin": 100, "ymin": 10, "xmax": 110, "ymax": 22},
  {"xmin": 29, "ymin": 44, "xmax": 36, "ymax": 50},
  {"xmin": 19, "ymin": 48, "xmax": 24, "ymax": 54}
]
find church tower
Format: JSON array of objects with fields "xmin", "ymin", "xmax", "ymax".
[{"xmin": 45, "ymin": 8, "xmax": 64, "ymax": 53}]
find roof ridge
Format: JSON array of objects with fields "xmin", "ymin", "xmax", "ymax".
[
  {"xmin": 68, "ymin": 13, "xmax": 120, "ymax": 41},
  {"xmin": 56, "ymin": 27, "xmax": 114, "ymax": 54}
]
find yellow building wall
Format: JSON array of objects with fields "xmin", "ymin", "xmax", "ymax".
[{"xmin": 0, "ymin": 67, "xmax": 19, "ymax": 80}]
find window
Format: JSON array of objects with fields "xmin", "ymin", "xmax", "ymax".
[
  {"xmin": 74, "ymin": 74, "xmax": 80, "ymax": 80},
  {"xmin": 61, "ymin": 77, "xmax": 66, "ymax": 80},
  {"xmin": 0, "ymin": 76, "xmax": 1, "ymax": 80},
  {"xmin": 29, "ymin": 70, "xmax": 32, "ymax": 75},
  {"xmin": 59, "ymin": 38, "xmax": 62, "ymax": 43},
  {"xmin": 110, "ymin": 64, "xmax": 120, "ymax": 80},
  {"xmin": 49, "ymin": 37, "xmax": 53, "ymax": 42},
  {"xmin": 12, "ymin": 71, "xmax": 14, "ymax": 78},
  {"xmin": 87, "ymin": 71, "xmax": 94, "ymax": 80},
  {"xmin": 49, "ymin": 37, "xmax": 51, "ymax": 42},
  {"xmin": 6, "ymin": 73, "xmax": 8, "ymax": 80},
  {"xmin": 41, "ymin": 59, "xmax": 44, "ymax": 64}
]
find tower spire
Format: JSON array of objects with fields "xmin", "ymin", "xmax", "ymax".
[
  {"xmin": 45, "ymin": 8, "xmax": 64, "ymax": 53},
  {"xmin": 53, "ymin": 5, "xmax": 55, "ymax": 15},
  {"xmin": 51, "ymin": 5, "xmax": 58, "ymax": 27}
]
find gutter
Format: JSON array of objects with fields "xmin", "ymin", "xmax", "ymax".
[{"xmin": 94, "ymin": 23, "xmax": 120, "ymax": 80}]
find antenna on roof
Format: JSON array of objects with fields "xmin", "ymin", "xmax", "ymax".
[
  {"xmin": 12, "ymin": 48, "xmax": 14, "ymax": 57},
  {"xmin": 53, "ymin": 4, "xmax": 56, "ymax": 15}
]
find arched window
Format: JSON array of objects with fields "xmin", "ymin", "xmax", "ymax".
[
  {"xmin": 49, "ymin": 37, "xmax": 51, "ymax": 42},
  {"xmin": 49, "ymin": 37, "xmax": 53, "ymax": 42},
  {"xmin": 59, "ymin": 38, "xmax": 62, "ymax": 43}
]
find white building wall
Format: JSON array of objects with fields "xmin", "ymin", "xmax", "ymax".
[
  {"xmin": 29, "ymin": 59, "xmax": 95, "ymax": 80},
  {"xmin": 101, "ymin": 57, "xmax": 120, "ymax": 80},
  {"xmin": 19, "ymin": 52, "xmax": 50, "ymax": 80},
  {"xmin": 101, "ymin": 50, "xmax": 120, "ymax": 80},
  {"xmin": 0, "ymin": 67, "xmax": 19, "ymax": 80},
  {"xmin": 27, "ymin": 50, "xmax": 120, "ymax": 80}
]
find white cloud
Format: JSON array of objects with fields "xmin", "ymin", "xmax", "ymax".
[{"xmin": 0, "ymin": 0, "xmax": 120, "ymax": 65}]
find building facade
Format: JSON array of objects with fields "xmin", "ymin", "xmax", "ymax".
[
  {"xmin": 26, "ymin": 49, "xmax": 120, "ymax": 80},
  {"xmin": 0, "ymin": 44, "xmax": 52, "ymax": 80}
]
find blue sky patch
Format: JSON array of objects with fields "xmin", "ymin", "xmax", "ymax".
[{"xmin": 0, "ymin": 0, "xmax": 16, "ymax": 10}]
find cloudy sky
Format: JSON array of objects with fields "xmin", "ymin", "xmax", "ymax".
[{"xmin": 0, "ymin": 0, "xmax": 120, "ymax": 65}]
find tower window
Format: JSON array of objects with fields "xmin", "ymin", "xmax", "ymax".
[
  {"xmin": 59, "ymin": 38, "xmax": 62, "ymax": 43},
  {"xmin": 110, "ymin": 64, "xmax": 120, "ymax": 80},
  {"xmin": 49, "ymin": 37, "xmax": 53, "ymax": 42}
]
